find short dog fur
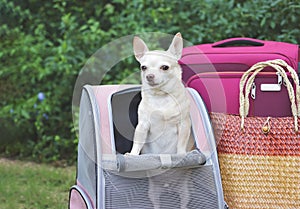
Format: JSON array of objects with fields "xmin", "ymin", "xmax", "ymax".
[
  {"xmin": 129, "ymin": 33, "xmax": 193, "ymax": 209},
  {"xmin": 129, "ymin": 32, "xmax": 193, "ymax": 155}
]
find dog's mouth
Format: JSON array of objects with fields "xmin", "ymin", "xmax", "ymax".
[
  {"xmin": 147, "ymin": 81, "xmax": 159, "ymax": 87},
  {"xmin": 144, "ymin": 76, "xmax": 166, "ymax": 87},
  {"xmin": 147, "ymin": 80, "xmax": 166, "ymax": 87}
]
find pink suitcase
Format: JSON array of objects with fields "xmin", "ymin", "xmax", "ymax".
[
  {"xmin": 181, "ymin": 37, "xmax": 299, "ymax": 117},
  {"xmin": 186, "ymin": 71, "xmax": 294, "ymax": 117},
  {"xmin": 179, "ymin": 37, "xmax": 299, "ymax": 83}
]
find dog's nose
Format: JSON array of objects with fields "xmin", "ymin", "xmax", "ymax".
[{"xmin": 146, "ymin": 74, "xmax": 155, "ymax": 82}]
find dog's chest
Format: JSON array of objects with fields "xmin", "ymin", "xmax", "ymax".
[
  {"xmin": 139, "ymin": 92, "xmax": 188, "ymax": 154},
  {"xmin": 144, "ymin": 95, "xmax": 184, "ymax": 119},
  {"xmin": 145, "ymin": 94, "xmax": 179, "ymax": 111}
]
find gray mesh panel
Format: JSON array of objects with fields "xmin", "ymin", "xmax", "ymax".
[
  {"xmin": 77, "ymin": 88, "xmax": 97, "ymax": 205},
  {"xmin": 104, "ymin": 165, "xmax": 219, "ymax": 209}
]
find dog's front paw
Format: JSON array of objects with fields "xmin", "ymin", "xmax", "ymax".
[
  {"xmin": 125, "ymin": 152, "xmax": 139, "ymax": 156},
  {"xmin": 177, "ymin": 148, "xmax": 188, "ymax": 155}
]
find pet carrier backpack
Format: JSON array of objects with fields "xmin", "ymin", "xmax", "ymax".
[{"xmin": 69, "ymin": 84, "xmax": 227, "ymax": 209}]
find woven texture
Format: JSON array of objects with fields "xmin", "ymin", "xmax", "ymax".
[
  {"xmin": 210, "ymin": 112, "xmax": 300, "ymax": 209},
  {"xmin": 208, "ymin": 60, "xmax": 300, "ymax": 208}
]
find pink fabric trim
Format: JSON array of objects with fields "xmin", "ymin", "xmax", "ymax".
[
  {"xmin": 76, "ymin": 180, "xmax": 95, "ymax": 209},
  {"xmin": 188, "ymin": 91, "xmax": 210, "ymax": 154},
  {"xmin": 91, "ymin": 85, "xmax": 140, "ymax": 154}
]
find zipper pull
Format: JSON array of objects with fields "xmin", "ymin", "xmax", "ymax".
[
  {"xmin": 251, "ymin": 82, "xmax": 256, "ymax": 99},
  {"xmin": 276, "ymin": 72, "xmax": 282, "ymax": 85}
]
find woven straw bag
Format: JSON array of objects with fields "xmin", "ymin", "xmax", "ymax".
[{"xmin": 210, "ymin": 59, "xmax": 300, "ymax": 209}]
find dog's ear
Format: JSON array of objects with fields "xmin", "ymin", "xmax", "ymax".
[
  {"xmin": 133, "ymin": 36, "xmax": 149, "ymax": 62},
  {"xmin": 167, "ymin": 32, "xmax": 183, "ymax": 60}
]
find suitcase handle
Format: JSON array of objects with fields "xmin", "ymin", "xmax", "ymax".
[{"xmin": 212, "ymin": 37, "xmax": 264, "ymax": 47}]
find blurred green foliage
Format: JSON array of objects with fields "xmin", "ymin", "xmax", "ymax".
[{"xmin": 0, "ymin": 0, "xmax": 299, "ymax": 163}]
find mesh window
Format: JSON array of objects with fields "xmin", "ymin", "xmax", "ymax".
[{"xmin": 104, "ymin": 166, "xmax": 219, "ymax": 209}]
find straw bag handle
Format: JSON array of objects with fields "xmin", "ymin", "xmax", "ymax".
[{"xmin": 239, "ymin": 59, "xmax": 300, "ymax": 132}]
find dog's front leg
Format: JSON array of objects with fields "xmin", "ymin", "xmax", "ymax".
[
  {"xmin": 129, "ymin": 121, "xmax": 150, "ymax": 155},
  {"xmin": 176, "ymin": 117, "xmax": 192, "ymax": 154}
]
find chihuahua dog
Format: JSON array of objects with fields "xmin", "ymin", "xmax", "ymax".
[
  {"xmin": 129, "ymin": 32, "xmax": 193, "ymax": 156},
  {"xmin": 129, "ymin": 33, "xmax": 193, "ymax": 209}
]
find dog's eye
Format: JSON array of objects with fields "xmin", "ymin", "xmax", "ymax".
[
  {"xmin": 141, "ymin": 65, "xmax": 147, "ymax": 71},
  {"xmin": 161, "ymin": 65, "xmax": 169, "ymax": 71}
]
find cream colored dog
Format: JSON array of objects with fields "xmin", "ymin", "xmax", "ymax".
[{"xmin": 129, "ymin": 33, "xmax": 193, "ymax": 155}]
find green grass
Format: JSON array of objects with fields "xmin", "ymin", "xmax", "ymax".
[{"xmin": 0, "ymin": 158, "xmax": 76, "ymax": 209}]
